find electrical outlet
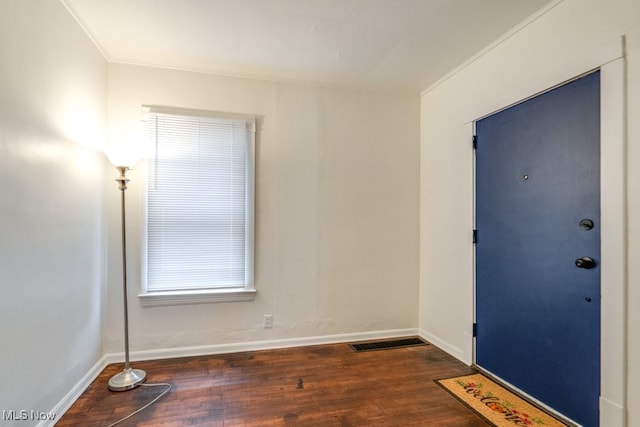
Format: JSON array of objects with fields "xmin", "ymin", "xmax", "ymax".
[{"xmin": 263, "ymin": 314, "xmax": 273, "ymax": 328}]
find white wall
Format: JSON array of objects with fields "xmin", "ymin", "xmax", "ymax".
[
  {"xmin": 419, "ymin": 0, "xmax": 640, "ymax": 425},
  {"xmin": 104, "ymin": 64, "xmax": 420, "ymax": 353},
  {"xmin": 0, "ymin": 0, "xmax": 107, "ymax": 423}
]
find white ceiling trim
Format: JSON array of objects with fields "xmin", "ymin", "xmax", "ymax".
[
  {"xmin": 60, "ymin": 0, "xmax": 110, "ymax": 61},
  {"xmin": 421, "ymin": 0, "xmax": 565, "ymax": 96}
]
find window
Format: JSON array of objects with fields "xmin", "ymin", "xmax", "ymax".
[{"xmin": 139, "ymin": 106, "xmax": 256, "ymax": 306}]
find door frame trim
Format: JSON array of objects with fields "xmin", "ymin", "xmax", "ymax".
[{"xmin": 468, "ymin": 36, "xmax": 627, "ymax": 426}]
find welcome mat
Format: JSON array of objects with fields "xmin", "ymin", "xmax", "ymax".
[{"xmin": 435, "ymin": 373, "xmax": 569, "ymax": 427}]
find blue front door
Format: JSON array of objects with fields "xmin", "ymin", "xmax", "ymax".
[{"xmin": 475, "ymin": 71, "xmax": 601, "ymax": 426}]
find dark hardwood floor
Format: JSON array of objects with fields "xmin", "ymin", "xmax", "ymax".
[{"xmin": 57, "ymin": 339, "xmax": 488, "ymax": 426}]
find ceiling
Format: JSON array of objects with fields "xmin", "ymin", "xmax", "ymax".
[{"xmin": 62, "ymin": 0, "xmax": 553, "ymax": 93}]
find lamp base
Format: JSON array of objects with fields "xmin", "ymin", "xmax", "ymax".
[{"xmin": 108, "ymin": 367, "xmax": 146, "ymax": 391}]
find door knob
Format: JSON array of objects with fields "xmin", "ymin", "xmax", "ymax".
[{"xmin": 575, "ymin": 256, "xmax": 596, "ymax": 269}]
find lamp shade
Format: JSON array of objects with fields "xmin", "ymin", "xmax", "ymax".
[{"xmin": 103, "ymin": 141, "xmax": 144, "ymax": 168}]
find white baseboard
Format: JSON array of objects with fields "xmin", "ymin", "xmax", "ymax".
[
  {"xmin": 103, "ymin": 328, "xmax": 419, "ymax": 363},
  {"xmin": 600, "ymin": 396, "xmax": 626, "ymax": 427},
  {"xmin": 51, "ymin": 328, "xmax": 418, "ymax": 423},
  {"xmin": 418, "ymin": 329, "xmax": 466, "ymax": 363},
  {"xmin": 37, "ymin": 355, "xmax": 110, "ymax": 427}
]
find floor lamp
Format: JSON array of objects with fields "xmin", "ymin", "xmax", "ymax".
[{"xmin": 105, "ymin": 158, "xmax": 146, "ymax": 391}]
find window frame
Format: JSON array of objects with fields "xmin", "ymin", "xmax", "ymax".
[{"xmin": 138, "ymin": 106, "xmax": 256, "ymax": 306}]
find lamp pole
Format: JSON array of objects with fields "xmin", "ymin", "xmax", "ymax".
[{"xmin": 108, "ymin": 166, "xmax": 146, "ymax": 391}]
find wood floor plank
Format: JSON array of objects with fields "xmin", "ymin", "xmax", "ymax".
[{"xmin": 57, "ymin": 340, "xmax": 488, "ymax": 426}]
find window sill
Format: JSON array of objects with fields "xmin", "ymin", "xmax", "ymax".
[{"xmin": 138, "ymin": 288, "xmax": 256, "ymax": 307}]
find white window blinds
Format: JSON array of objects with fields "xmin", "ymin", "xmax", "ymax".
[{"xmin": 145, "ymin": 109, "xmax": 255, "ymax": 292}]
